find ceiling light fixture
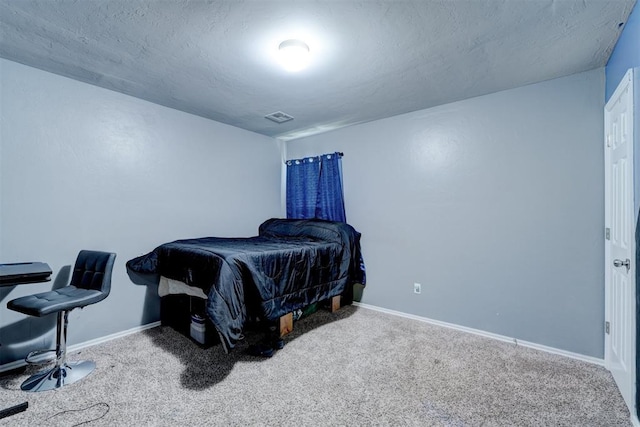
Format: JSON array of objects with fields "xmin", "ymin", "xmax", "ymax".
[{"xmin": 278, "ymin": 39, "xmax": 310, "ymax": 72}]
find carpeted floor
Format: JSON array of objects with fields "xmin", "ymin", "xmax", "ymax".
[{"xmin": 0, "ymin": 305, "xmax": 631, "ymax": 426}]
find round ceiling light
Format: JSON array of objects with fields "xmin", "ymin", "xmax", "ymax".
[{"xmin": 278, "ymin": 39, "xmax": 310, "ymax": 72}]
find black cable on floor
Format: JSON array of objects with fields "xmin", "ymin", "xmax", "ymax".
[{"xmin": 46, "ymin": 402, "xmax": 110, "ymax": 426}]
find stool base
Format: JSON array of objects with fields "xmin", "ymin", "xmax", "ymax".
[{"xmin": 21, "ymin": 360, "xmax": 96, "ymax": 392}]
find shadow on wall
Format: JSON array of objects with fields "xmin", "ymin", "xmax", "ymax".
[
  {"xmin": 0, "ymin": 265, "xmax": 71, "ymax": 365},
  {"xmin": 140, "ymin": 283, "xmax": 161, "ymax": 325},
  {"xmin": 126, "ymin": 267, "xmax": 161, "ymax": 326}
]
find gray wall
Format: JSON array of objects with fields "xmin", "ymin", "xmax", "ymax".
[
  {"xmin": 0, "ymin": 59, "xmax": 281, "ymax": 364},
  {"xmin": 286, "ymin": 68, "xmax": 606, "ymax": 358}
]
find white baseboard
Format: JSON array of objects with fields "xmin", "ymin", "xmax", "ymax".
[
  {"xmin": 353, "ymin": 302, "xmax": 605, "ymax": 366},
  {"xmin": 0, "ymin": 321, "xmax": 161, "ymax": 374}
]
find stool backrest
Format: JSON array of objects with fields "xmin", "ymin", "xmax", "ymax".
[{"xmin": 70, "ymin": 250, "xmax": 117, "ymax": 294}]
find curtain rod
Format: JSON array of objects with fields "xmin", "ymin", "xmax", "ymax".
[{"xmin": 284, "ymin": 152, "xmax": 343, "ymax": 164}]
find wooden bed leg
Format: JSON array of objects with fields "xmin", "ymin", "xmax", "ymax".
[
  {"xmin": 279, "ymin": 312, "xmax": 293, "ymax": 337},
  {"xmin": 330, "ymin": 295, "xmax": 341, "ymax": 313}
]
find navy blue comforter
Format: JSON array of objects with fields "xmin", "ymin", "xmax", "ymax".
[{"xmin": 126, "ymin": 218, "xmax": 365, "ymax": 352}]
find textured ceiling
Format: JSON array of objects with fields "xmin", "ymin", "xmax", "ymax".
[{"xmin": 0, "ymin": 0, "xmax": 636, "ymax": 141}]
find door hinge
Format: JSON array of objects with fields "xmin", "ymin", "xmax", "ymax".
[
  {"xmin": 605, "ymin": 321, "xmax": 610, "ymax": 335},
  {"xmin": 605, "ymin": 227, "xmax": 611, "ymax": 240},
  {"xmin": 606, "ymin": 134, "xmax": 612, "ymax": 147}
]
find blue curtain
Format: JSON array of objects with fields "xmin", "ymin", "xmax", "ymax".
[
  {"xmin": 286, "ymin": 152, "xmax": 346, "ymax": 222},
  {"xmin": 286, "ymin": 157, "xmax": 321, "ymax": 220}
]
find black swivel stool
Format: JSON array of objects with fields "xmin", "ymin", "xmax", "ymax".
[{"xmin": 7, "ymin": 250, "xmax": 116, "ymax": 392}]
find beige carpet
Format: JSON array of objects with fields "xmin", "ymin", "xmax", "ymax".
[{"xmin": 0, "ymin": 305, "xmax": 631, "ymax": 426}]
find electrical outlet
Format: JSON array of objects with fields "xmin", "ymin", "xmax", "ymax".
[{"xmin": 414, "ymin": 283, "xmax": 421, "ymax": 294}]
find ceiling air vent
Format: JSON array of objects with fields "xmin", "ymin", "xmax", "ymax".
[{"xmin": 265, "ymin": 111, "xmax": 294, "ymax": 124}]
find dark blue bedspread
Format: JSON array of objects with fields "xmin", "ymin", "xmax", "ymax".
[{"xmin": 126, "ymin": 218, "xmax": 365, "ymax": 352}]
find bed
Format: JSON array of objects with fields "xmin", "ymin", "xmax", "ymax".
[{"xmin": 126, "ymin": 218, "xmax": 365, "ymax": 352}]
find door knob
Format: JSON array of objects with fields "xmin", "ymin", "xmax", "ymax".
[{"xmin": 613, "ymin": 258, "xmax": 631, "ymax": 272}]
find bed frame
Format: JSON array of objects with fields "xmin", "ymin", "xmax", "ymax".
[{"xmin": 160, "ymin": 293, "xmax": 343, "ymax": 346}]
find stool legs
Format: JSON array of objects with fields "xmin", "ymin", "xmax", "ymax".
[{"xmin": 20, "ymin": 311, "xmax": 96, "ymax": 392}]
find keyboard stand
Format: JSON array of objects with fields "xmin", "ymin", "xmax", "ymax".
[{"xmin": 0, "ymin": 262, "xmax": 52, "ymax": 420}]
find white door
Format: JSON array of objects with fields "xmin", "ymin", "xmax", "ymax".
[{"xmin": 605, "ymin": 68, "xmax": 635, "ymax": 414}]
